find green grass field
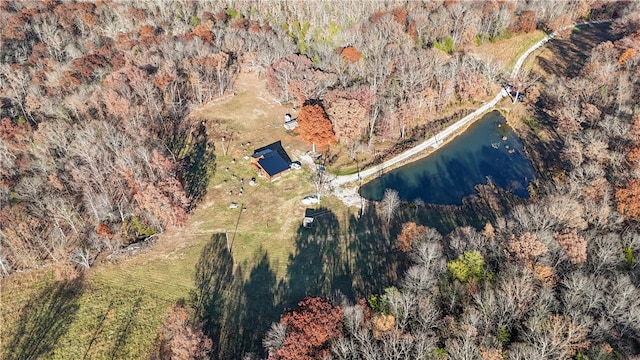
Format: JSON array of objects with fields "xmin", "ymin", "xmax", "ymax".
[
  {"xmin": 469, "ymin": 30, "xmax": 546, "ymax": 72},
  {"xmin": 1, "ymin": 232, "xmax": 207, "ymax": 359}
]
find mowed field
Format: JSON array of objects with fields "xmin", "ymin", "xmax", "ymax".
[
  {"xmin": 1, "ymin": 28, "xmax": 568, "ymax": 359},
  {"xmin": 468, "ymin": 29, "xmax": 547, "ymax": 71}
]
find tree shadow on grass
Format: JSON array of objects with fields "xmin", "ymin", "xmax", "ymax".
[
  {"xmin": 283, "ymin": 205, "xmax": 401, "ymax": 305},
  {"xmin": 192, "ymin": 235, "xmax": 280, "ymax": 359},
  {"xmin": 346, "ymin": 205, "xmax": 399, "ymax": 298},
  {"xmin": 182, "ymin": 120, "xmax": 217, "ymax": 209},
  {"xmin": 215, "ymin": 265, "xmax": 244, "ymax": 359},
  {"xmin": 82, "ymin": 301, "xmax": 114, "ymax": 360},
  {"xmin": 5, "ymin": 277, "xmax": 84, "ymax": 360},
  {"xmin": 283, "ymin": 207, "xmax": 351, "ymax": 308},
  {"xmin": 191, "ymin": 233, "xmax": 234, "ymax": 358},
  {"xmin": 109, "ymin": 295, "xmax": 143, "ymax": 360},
  {"xmin": 238, "ymin": 252, "xmax": 279, "ymax": 356},
  {"xmin": 219, "ymin": 251, "xmax": 280, "ymax": 359},
  {"xmin": 192, "ymin": 210, "xmax": 403, "ymax": 359}
]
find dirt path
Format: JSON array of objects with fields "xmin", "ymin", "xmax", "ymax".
[{"xmin": 331, "ymin": 19, "xmax": 612, "ymax": 208}]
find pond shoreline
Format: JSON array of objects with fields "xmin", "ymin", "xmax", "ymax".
[
  {"xmin": 331, "ymin": 19, "xmax": 612, "ymax": 208},
  {"xmin": 359, "ymin": 111, "xmax": 536, "ymax": 205},
  {"xmin": 331, "ymin": 107, "xmax": 519, "ymax": 208}
]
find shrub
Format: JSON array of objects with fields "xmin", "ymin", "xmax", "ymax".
[
  {"xmin": 433, "ymin": 36, "xmax": 455, "ymax": 54},
  {"xmin": 447, "ymin": 250, "xmax": 488, "ymax": 283}
]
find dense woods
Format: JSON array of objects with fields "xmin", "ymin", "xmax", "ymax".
[{"xmin": 2, "ymin": 0, "xmax": 640, "ymax": 359}]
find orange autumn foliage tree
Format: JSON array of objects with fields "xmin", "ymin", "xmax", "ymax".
[
  {"xmin": 296, "ymin": 104, "xmax": 336, "ymax": 152},
  {"xmin": 506, "ymin": 232, "xmax": 548, "ymax": 265},
  {"xmin": 192, "ymin": 24, "xmax": 214, "ymax": 44},
  {"xmin": 397, "ymin": 222, "xmax": 426, "ymax": 252},
  {"xmin": 515, "ymin": 10, "xmax": 537, "ymax": 33},
  {"xmin": 340, "ymin": 46, "xmax": 361, "ymax": 63},
  {"xmin": 618, "ymin": 48, "xmax": 636, "ymax": 65},
  {"xmin": 533, "ymin": 264, "xmax": 556, "ymax": 287},
  {"xmin": 616, "ymin": 178, "xmax": 640, "ymax": 219},
  {"xmin": 270, "ymin": 297, "xmax": 343, "ymax": 360},
  {"xmin": 139, "ymin": 24, "xmax": 157, "ymax": 44},
  {"xmin": 554, "ymin": 229, "xmax": 587, "ymax": 264}
]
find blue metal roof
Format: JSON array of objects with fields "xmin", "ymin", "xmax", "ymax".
[
  {"xmin": 252, "ymin": 141, "xmax": 292, "ymax": 177},
  {"xmin": 257, "ymin": 149, "xmax": 290, "ymax": 176},
  {"xmin": 252, "ymin": 149, "xmax": 272, "ymax": 158}
]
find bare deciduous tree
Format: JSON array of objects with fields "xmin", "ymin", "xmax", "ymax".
[
  {"xmin": 380, "ymin": 189, "xmax": 400, "ymax": 225},
  {"xmin": 263, "ymin": 322, "xmax": 287, "ymax": 357}
]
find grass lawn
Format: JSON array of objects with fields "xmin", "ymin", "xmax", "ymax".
[
  {"xmin": 469, "ymin": 30, "xmax": 547, "ymax": 72},
  {"xmin": 1, "ymin": 271, "xmax": 168, "ymax": 360},
  {"xmin": 0, "ymin": 226, "xmax": 207, "ymax": 359}
]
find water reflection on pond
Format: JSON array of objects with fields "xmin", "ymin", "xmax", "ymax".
[{"xmin": 360, "ymin": 111, "xmax": 536, "ymax": 205}]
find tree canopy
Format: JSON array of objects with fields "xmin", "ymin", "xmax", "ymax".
[{"xmin": 295, "ymin": 104, "xmax": 336, "ymax": 152}]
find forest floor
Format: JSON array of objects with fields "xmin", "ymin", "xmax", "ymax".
[
  {"xmin": 523, "ymin": 21, "xmax": 616, "ymax": 79},
  {"xmin": 0, "ymin": 25, "xmax": 611, "ymax": 360}
]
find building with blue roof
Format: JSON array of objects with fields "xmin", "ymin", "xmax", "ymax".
[{"xmin": 250, "ymin": 141, "xmax": 292, "ymax": 181}]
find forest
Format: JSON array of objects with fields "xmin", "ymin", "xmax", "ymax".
[{"xmin": 1, "ymin": 0, "xmax": 640, "ymax": 359}]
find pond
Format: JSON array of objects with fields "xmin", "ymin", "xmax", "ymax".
[{"xmin": 360, "ymin": 111, "xmax": 536, "ymax": 205}]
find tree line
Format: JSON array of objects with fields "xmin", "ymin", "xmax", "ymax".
[{"xmin": 260, "ymin": 0, "xmax": 619, "ymax": 154}]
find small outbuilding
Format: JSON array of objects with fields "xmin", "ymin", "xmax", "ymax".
[
  {"xmin": 302, "ymin": 208, "xmax": 331, "ymax": 228},
  {"xmin": 284, "ymin": 114, "xmax": 298, "ymax": 131},
  {"xmin": 303, "ymin": 216, "xmax": 314, "ymax": 228},
  {"xmin": 290, "ymin": 161, "xmax": 302, "ymax": 170},
  {"xmin": 251, "ymin": 141, "xmax": 292, "ymax": 181},
  {"xmin": 301, "ymin": 195, "xmax": 319, "ymax": 205}
]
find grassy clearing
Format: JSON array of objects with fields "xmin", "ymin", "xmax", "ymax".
[
  {"xmin": 1, "ymin": 271, "xmax": 169, "ymax": 360},
  {"xmin": 189, "ymin": 153, "xmax": 321, "ymax": 279},
  {"xmin": 469, "ymin": 30, "xmax": 547, "ymax": 72},
  {"xmin": 0, "ymin": 168, "xmax": 373, "ymax": 359},
  {"xmin": 0, "ymin": 224, "xmax": 208, "ymax": 359}
]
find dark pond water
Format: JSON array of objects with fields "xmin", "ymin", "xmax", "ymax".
[{"xmin": 360, "ymin": 111, "xmax": 536, "ymax": 205}]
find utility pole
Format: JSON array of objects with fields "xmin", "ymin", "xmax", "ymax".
[
  {"xmin": 222, "ymin": 134, "xmax": 232, "ymax": 156},
  {"xmin": 229, "ymin": 203, "xmax": 243, "ymax": 253}
]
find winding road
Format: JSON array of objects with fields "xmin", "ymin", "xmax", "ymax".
[{"xmin": 331, "ymin": 20, "xmax": 612, "ymax": 207}]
